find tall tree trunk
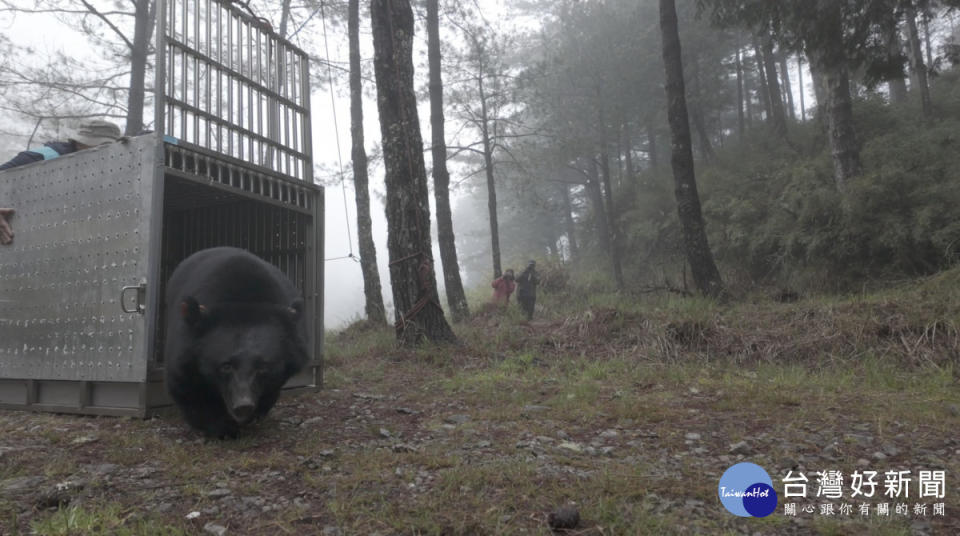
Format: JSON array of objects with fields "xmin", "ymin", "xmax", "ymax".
[
  {"xmin": 480, "ymin": 84, "xmax": 502, "ymax": 280},
  {"xmin": 426, "ymin": 0, "xmax": 469, "ymax": 322},
  {"xmin": 779, "ymin": 53, "xmax": 796, "ymax": 121},
  {"xmin": 646, "ymin": 123, "xmax": 659, "ymax": 169},
  {"xmin": 922, "ymin": 8, "xmax": 933, "ymax": 70},
  {"xmin": 371, "ymin": 0, "xmax": 457, "ymax": 345},
  {"xmin": 753, "ymin": 40, "xmax": 772, "ymax": 120},
  {"xmin": 760, "ymin": 31, "xmax": 788, "ymax": 137},
  {"xmin": 904, "ymin": 2, "xmax": 933, "ymax": 121},
  {"xmin": 809, "ymin": 59, "xmax": 827, "ymax": 119},
  {"xmin": 797, "ymin": 54, "xmax": 806, "ymax": 120},
  {"xmin": 279, "ymin": 0, "xmax": 292, "ymax": 37},
  {"xmin": 809, "ymin": 2, "xmax": 862, "ymax": 190},
  {"xmin": 659, "ymin": 0, "xmax": 724, "ymax": 298},
  {"xmin": 349, "ymin": 0, "xmax": 386, "ymax": 325},
  {"xmin": 690, "ymin": 54, "xmax": 716, "ymax": 161},
  {"xmin": 125, "ymin": 0, "xmax": 153, "ymax": 135},
  {"xmin": 599, "ymin": 143, "xmax": 625, "ymax": 289},
  {"xmin": 887, "ymin": 23, "xmax": 908, "ymax": 104},
  {"xmin": 622, "ymin": 123, "xmax": 636, "ymax": 182},
  {"xmin": 560, "ymin": 183, "xmax": 578, "ymax": 262},
  {"xmin": 735, "ymin": 43, "xmax": 745, "ymax": 139},
  {"xmin": 587, "ymin": 157, "xmax": 611, "ymax": 256}
]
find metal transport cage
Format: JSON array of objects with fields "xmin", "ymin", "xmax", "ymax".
[{"xmin": 0, "ymin": 0, "xmax": 323, "ymax": 417}]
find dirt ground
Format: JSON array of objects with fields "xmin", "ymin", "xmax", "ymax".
[{"xmin": 2, "ymin": 304, "xmax": 960, "ymax": 535}]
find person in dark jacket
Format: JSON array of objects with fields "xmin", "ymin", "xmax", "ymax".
[
  {"xmin": 515, "ymin": 260, "xmax": 539, "ymax": 320},
  {"xmin": 0, "ymin": 119, "xmax": 121, "ymax": 246}
]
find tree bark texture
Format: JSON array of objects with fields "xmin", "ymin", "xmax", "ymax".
[
  {"xmin": 479, "ymin": 76, "xmax": 502, "ymax": 280},
  {"xmin": 125, "ymin": 0, "xmax": 153, "ymax": 135},
  {"xmin": 760, "ymin": 32, "xmax": 788, "ymax": 137},
  {"xmin": 735, "ymin": 43, "xmax": 745, "ymax": 139},
  {"xmin": 560, "ymin": 183, "xmax": 578, "ymax": 262},
  {"xmin": 426, "ymin": 0, "xmax": 469, "ymax": 322},
  {"xmin": 371, "ymin": 0, "xmax": 457, "ymax": 345},
  {"xmin": 599, "ymin": 143, "xmax": 625, "ymax": 289},
  {"xmin": 753, "ymin": 40, "xmax": 773, "ymax": 120},
  {"xmin": 587, "ymin": 157, "xmax": 611, "ymax": 257},
  {"xmin": 779, "ymin": 53, "xmax": 796, "ymax": 121},
  {"xmin": 349, "ymin": 0, "xmax": 387, "ymax": 324},
  {"xmin": 887, "ymin": 23, "xmax": 908, "ymax": 104},
  {"xmin": 659, "ymin": 0, "xmax": 724, "ymax": 298},
  {"xmin": 797, "ymin": 55, "xmax": 806, "ymax": 120},
  {"xmin": 904, "ymin": 3, "xmax": 933, "ymax": 121},
  {"xmin": 690, "ymin": 54, "xmax": 716, "ymax": 161},
  {"xmin": 809, "ymin": 1, "xmax": 862, "ymax": 190}
]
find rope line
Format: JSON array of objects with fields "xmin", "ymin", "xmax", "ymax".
[{"xmin": 309, "ymin": 0, "xmax": 356, "ymax": 263}]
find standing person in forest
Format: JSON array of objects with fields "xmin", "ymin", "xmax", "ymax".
[
  {"xmin": 491, "ymin": 269, "xmax": 516, "ymax": 307},
  {"xmin": 516, "ymin": 261, "xmax": 539, "ymax": 320}
]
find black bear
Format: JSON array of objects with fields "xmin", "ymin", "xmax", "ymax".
[{"xmin": 163, "ymin": 247, "xmax": 309, "ymax": 437}]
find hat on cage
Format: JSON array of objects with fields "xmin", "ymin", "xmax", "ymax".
[{"xmin": 68, "ymin": 119, "xmax": 122, "ymax": 146}]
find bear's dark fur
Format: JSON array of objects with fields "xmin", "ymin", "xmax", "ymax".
[{"xmin": 163, "ymin": 247, "xmax": 309, "ymax": 437}]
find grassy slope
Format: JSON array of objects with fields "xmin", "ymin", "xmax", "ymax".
[{"xmin": 2, "ymin": 272, "xmax": 960, "ymax": 535}]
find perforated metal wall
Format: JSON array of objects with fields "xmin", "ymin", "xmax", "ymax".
[{"xmin": 0, "ymin": 137, "xmax": 157, "ymax": 382}]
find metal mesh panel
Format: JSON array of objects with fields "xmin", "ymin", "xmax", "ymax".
[
  {"xmin": 0, "ymin": 137, "xmax": 156, "ymax": 382},
  {"xmin": 156, "ymin": 0, "xmax": 313, "ymax": 182}
]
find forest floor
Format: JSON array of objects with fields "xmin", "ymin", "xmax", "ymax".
[{"xmin": 3, "ymin": 271, "xmax": 960, "ymax": 535}]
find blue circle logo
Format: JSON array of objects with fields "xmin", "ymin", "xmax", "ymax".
[{"xmin": 718, "ymin": 462, "xmax": 778, "ymax": 517}]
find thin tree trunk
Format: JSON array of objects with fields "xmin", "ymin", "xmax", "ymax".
[
  {"xmin": 690, "ymin": 54, "xmax": 716, "ymax": 161},
  {"xmin": 124, "ymin": 0, "xmax": 153, "ymax": 135},
  {"xmin": 659, "ymin": 0, "xmax": 724, "ymax": 298},
  {"xmin": 349, "ymin": 0, "xmax": 386, "ymax": 325},
  {"xmin": 622, "ymin": 123, "xmax": 636, "ymax": 182},
  {"xmin": 753, "ymin": 40, "xmax": 772, "ymax": 120},
  {"xmin": 904, "ymin": 2, "xmax": 933, "ymax": 121},
  {"xmin": 779, "ymin": 52, "xmax": 796, "ymax": 121},
  {"xmin": 923, "ymin": 8, "xmax": 933, "ymax": 70},
  {"xmin": 560, "ymin": 183, "xmax": 578, "ymax": 262},
  {"xmin": 646, "ymin": 123, "xmax": 658, "ymax": 169},
  {"xmin": 427, "ymin": 0, "xmax": 469, "ymax": 322},
  {"xmin": 371, "ymin": 0, "xmax": 457, "ymax": 345},
  {"xmin": 887, "ymin": 23, "xmax": 908, "ymax": 104},
  {"xmin": 599, "ymin": 142, "xmax": 625, "ymax": 290},
  {"xmin": 587, "ymin": 157, "xmax": 611, "ymax": 256},
  {"xmin": 735, "ymin": 43, "xmax": 745, "ymax": 139},
  {"xmin": 480, "ymin": 82, "xmax": 502, "ymax": 280},
  {"xmin": 760, "ymin": 31, "xmax": 788, "ymax": 137},
  {"xmin": 279, "ymin": 0, "xmax": 292, "ymax": 37},
  {"xmin": 797, "ymin": 55, "xmax": 806, "ymax": 120}
]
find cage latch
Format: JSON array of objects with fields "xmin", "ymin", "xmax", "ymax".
[{"xmin": 120, "ymin": 282, "xmax": 147, "ymax": 314}]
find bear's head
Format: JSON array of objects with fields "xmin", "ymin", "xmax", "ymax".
[{"xmin": 180, "ymin": 297, "xmax": 306, "ymax": 425}]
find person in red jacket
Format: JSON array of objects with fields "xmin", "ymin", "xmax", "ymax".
[{"xmin": 491, "ymin": 269, "xmax": 516, "ymax": 307}]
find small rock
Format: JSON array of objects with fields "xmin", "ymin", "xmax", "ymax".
[
  {"xmin": 444, "ymin": 414, "xmax": 471, "ymax": 425},
  {"xmin": 203, "ymin": 522, "xmax": 228, "ymax": 536},
  {"xmin": 857, "ymin": 458, "xmax": 870, "ymax": 468},
  {"xmin": 872, "ymin": 451, "xmax": 888, "ymax": 461},
  {"xmin": 535, "ymin": 436, "xmax": 555, "ymax": 443},
  {"xmin": 322, "ymin": 526, "xmax": 343, "ymax": 536},
  {"xmin": 185, "ymin": 511, "xmax": 201, "ymax": 520},
  {"xmin": 155, "ymin": 502, "xmax": 173, "ymax": 513},
  {"xmin": 822, "ymin": 443, "xmax": 840, "ymax": 458},
  {"xmin": 474, "ymin": 440, "xmax": 492, "ymax": 448},
  {"xmin": 547, "ymin": 504, "xmax": 580, "ymax": 530},
  {"xmin": 599, "ymin": 429, "xmax": 619, "ymax": 439},
  {"xmin": 71, "ymin": 435, "xmax": 98, "ymax": 446},
  {"xmin": 353, "ymin": 392, "xmax": 385, "ymax": 400},
  {"xmin": 729, "ymin": 441, "xmax": 752, "ymax": 455},
  {"xmin": 301, "ymin": 417, "xmax": 324, "ymax": 427},
  {"xmin": 205, "ymin": 488, "xmax": 232, "ymax": 499},
  {"xmin": 684, "ymin": 433, "xmax": 701, "ymax": 441},
  {"xmin": 558, "ymin": 441, "xmax": 584, "ymax": 453},
  {"xmin": 396, "ymin": 407, "xmax": 418, "ymax": 415},
  {"xmin": 947, "ymin": 404, "xmax": 959, "ymax": 417},
  {"xmin": 600, "ymin": 446, "xmax": 615, "ymax": 456},
  {"xmin": 379, "ymin": 428, "xmax": 391, "ymax": 438},
  {"xmin": 318, "ymin": 449, "xmax": 335, "ymax": 458},
  {"xmin": 586, "ymin": 446, "xmax": 598, "ymax": 456},
  {"xmin": 556, "ymin": 430, "xmax": 570, "ymax": 440},
  {"xmin": 882, "ymin": 444, "xmax": 900, "ymax": 457},
  {"xmin": 392, "ymin": 443, "xmax": 418, "ymax": 453}
]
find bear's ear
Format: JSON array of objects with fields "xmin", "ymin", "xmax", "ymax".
[
  {"xmin": 180, "ymin": 296, "xmax": 208, "ymax": 328},
  {"xmin": 287, "ymin": 299, "xmax": 304, "ymax": 321}
]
